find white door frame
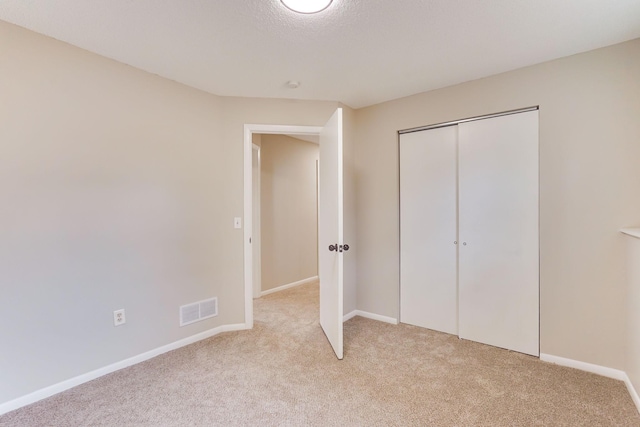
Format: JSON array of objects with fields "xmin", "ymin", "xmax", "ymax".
[
  {"xmin": 252, "ymin": 143, "xmax": 261, "ymax": 299},
  {"xmin": 243, "ymin": 124, "xmax": 323, "ymax": 328}
]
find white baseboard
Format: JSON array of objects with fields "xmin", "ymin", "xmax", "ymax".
[
  {"xmin": 343, "ymin": 310, "xmax": 398, "ymax": 325},
  {"xmin": 625, "ymin": 376, "xmax": 640, "ymax": 415},
  {"xmin": 540, "ymin": 353, "xmax": 626, "ymax": 380},
  {"xmin": 261, "ymin": 276, "xmax": 318, "ymax": 297},
  {"xmin": 540, "ymin": 353, "xmax": 640, "ymax": 414},
  {"xmin": 0, "ymin": 322, "xmax": 249, "ymax": 416},
  {"xmin": 343, "ymin": 310, "xmax": 358, "ymax": 322}
]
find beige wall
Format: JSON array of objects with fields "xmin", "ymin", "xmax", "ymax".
[
  {"xmin": 354, "ymin": 38, "xmax": 640, "ymax": 369},
  {"xmin": 259, "ymin": 134, "xmax": 319, "ymax": 291},
  {"xmin": 0, "ymin": 20, "xmax": 356, "ymax": 405},
  {"xmin": 0, "ymin": 20, "xmax": 224, "ymax": 403}
]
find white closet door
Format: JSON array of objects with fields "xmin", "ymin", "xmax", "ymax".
[
  {"xmin": 458, "ymin": 110, "xmax": 539, "ymax": 356},
  {"xmin": 400, "ymin": 126, "xmax": 458, "ymax": 335}
]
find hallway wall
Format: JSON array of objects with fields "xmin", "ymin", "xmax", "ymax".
[{"xmin": 260, "ymin": 134, "xmax": 319, "ymax": 292}]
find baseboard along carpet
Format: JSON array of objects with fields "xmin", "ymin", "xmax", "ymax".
[{"xmin": 1, "ymin": 281, "xmax": 638, "ymax": 426}]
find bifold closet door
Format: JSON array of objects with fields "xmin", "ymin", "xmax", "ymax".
[
  {"xmin": 458, "ymin": 110, "xmax": 539, "ymax": 356},
  {"xmin": 400, "ymin": 126, "xmax": 458, "ymax": 335}
]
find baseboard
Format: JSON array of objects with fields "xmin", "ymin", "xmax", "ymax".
[
  {"xmin": 0, "ymin": 322, "xmax": 249, "ymax": 416},
  {"xmin": 625, "ymin": 375, "xmax": 640, "ymax": 414},
  {"xmin": 343, "ymin": 310, "xmax": 398, "ymax": 325},
  {"xmin": 540, "ymin": 353, "xmax": 640, "ymax": 414},
  {"xmin": 343, "ymin": 310, "xmax": 358, "ymax": 322},
  {"xmin": 539, "ymin": 353, "xmax": 626, "ymax": 380},
  {"xmin": 261, "ymin": 276, "xmax": 318, "ymax": 297}
]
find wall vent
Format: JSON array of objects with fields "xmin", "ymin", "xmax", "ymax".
[{"xmin": 180, "ymin": 297, "xmax": 218, "ymax": 327}]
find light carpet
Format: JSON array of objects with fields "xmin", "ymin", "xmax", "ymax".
[{"xmin": 1, "ymin": 281, "xmax": 639, "ymax": 426}]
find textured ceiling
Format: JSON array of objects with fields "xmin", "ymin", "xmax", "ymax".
[{"xmin": 1, "ymin": 0, "xmax": 640, "ymax": 108}]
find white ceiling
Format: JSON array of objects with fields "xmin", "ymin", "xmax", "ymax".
[{"xmin": 1, "ymin": 1, "xmax": 640, "ymax": 109}]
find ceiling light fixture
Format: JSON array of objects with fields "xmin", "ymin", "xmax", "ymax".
[{"xmin": 280, "ymin": 0, "xmax": 333, "ymax": 14}]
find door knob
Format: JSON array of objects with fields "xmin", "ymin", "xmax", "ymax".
[
  {"xmin": 329, "ymin": 244, "xmax": 338, "ymax": 252},
  {"xmin": 340, "ymin": 244, "xmax": 350, "ymax": 252}
]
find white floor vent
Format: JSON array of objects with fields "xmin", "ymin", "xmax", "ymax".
[{"xmin": 180, "ymin": 297, "xmax": 218, "ymax": 327}]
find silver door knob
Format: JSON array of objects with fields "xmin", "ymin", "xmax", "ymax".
[
  {"xmin": 463, "ymin": 242, "xmax": 467, "ymax": 246},
  {"xmin": 454, "ymin": 241, "xmax": 458, "ymax": 245}
]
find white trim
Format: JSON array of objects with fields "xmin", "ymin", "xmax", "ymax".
[
  {"xmin": 261, "ymin": 276, "xmax": 318, "ymax": 297},
  {"xmin": 540, "ymin": 353, "xmax": 640, "ymax": 414},
  {"xmin": 343, "ymin": 310, "xmax": 358, "ymax": 322},
  {"xmin": 626, "ymin": 376, "xmax": 640, "ymax": 414},
  {"xmin": 0, "ymin": 323, "xmax": 249, "ymax": 416},
  {"xmin": 244, "ymin": 125, "xmax": 254, "ymax": 327},
  {"xmin": 252, "ymin": 143, "xmax": 262, "ymax": 300},
  {"xmin": 539, "ymin": 353, "xmax": 626, "ymax": 380},
  {"xmin": 244, "ymin": 124, "xmax": 322, "ymax": 328},
  {"xmin": 245, "ymin": 124, "xmax": 323, "ymax": 136},
  {"xmin": 342, "ymin": 310, "xmax": 399, "ymax": 325}
]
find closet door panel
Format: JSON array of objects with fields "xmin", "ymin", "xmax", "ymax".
[
  {"xmin": 400, "ymin": 126, "xmax": 458, "ymax": 334},
  {"xmin": 458, "ymin": 111, "xmax": 539, "ymax": 356}
]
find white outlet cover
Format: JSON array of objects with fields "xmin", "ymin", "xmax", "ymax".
[{"xmin": 113, "ymin": 309, "xmax": 126, "ymax": 326}]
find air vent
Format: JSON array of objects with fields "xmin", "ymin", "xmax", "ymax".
[
  {"xmin": 180, "ymin": 304, "xmax": 199, "ymax": 326},
  {"xmin": 179, "ymin": 297, "xmax": 218, "ymax": 327},
  {"xmin": 200, "ymin": 298, "xmax": 217, "ymax": 318}
]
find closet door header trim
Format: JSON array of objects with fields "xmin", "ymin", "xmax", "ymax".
[{"xmin": 398, "ymin": 106, "xmax": 539, "ymax": 135}]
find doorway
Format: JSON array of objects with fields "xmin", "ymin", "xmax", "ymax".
[
  {"xmin": 244, "ymin": 109, "xmax": 346, "ymax": 360},
  {"xmin": 243, "ymin": 124, "xmax": 322, "ymax": 328},
  {"xmin": 252, "ymin": 133, "xmax": 320, "ymax": 299}
]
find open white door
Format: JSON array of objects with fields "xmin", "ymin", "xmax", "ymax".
[{"xmin": 319, "ymin": 108, "xmax": 345, "ymax": 360}]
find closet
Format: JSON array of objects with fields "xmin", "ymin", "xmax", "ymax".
[{"xmin": 399, "ymin": 109, "xmax": 539, "ymax": 356}]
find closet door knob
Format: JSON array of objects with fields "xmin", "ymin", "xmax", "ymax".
[
  {"xmin": 454, "ymin": 241, "xmax": 458, "ymax": 245},
  {"xmin": 463, "ymin": 242, "xmax": 467, "ymax": 246},
  {"xmin": 329, "ymin": 244, "xmax": 338, "ymax": 252}
]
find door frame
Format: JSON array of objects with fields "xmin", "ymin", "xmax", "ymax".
[
  {"xmin": 243, "ymin": 124, "xmax": 322, "ymax": 328},
  {"xmin": 252, "ymin": 143, "xmax": 261, "ymax": 299}
]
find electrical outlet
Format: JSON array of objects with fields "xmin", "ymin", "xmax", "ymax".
[{"xmin": 113, "ymin": 309, "xmax": 126, "ymax": 326}]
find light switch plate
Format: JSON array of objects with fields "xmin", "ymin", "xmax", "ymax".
[{"xmin": 234, "ymin": 217, "xmax": 242, "ymax": 229}]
